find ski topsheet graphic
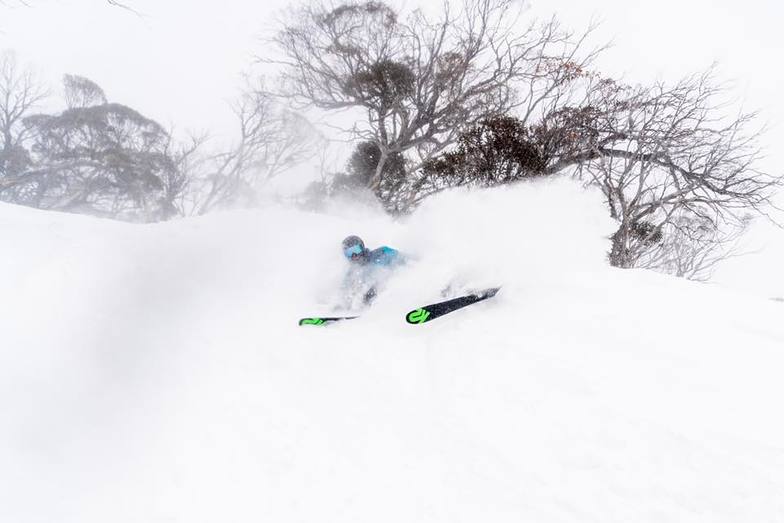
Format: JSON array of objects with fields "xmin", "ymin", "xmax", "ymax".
[
  {"xmin": 405, "ymin": 287, "xmax": 501, "ymax": 325},
  {"xmin": 298, "ymin": 316, "xmax": 358, "ymax": 326}
]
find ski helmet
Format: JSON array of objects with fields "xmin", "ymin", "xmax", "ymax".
[{"xmin": 342, "ymin": 235, "xmax": 366, "ymax": 259}]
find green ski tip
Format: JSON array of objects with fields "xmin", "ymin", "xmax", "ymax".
[
  {"xmin": 406, "ymin": 308, "xmax": 431, "ymax": 324},
  {"xmin": 299, "ymin": 318, "xmax": 326, "ymax": 326}
]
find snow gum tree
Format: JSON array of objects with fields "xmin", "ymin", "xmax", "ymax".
[
  {"xmin": 270, "ymin": 0, "xmax": 600, "ymax": 211},
  {"xmin": 12, "ymin": 75, "xmax": 185, "ymax": 221}
]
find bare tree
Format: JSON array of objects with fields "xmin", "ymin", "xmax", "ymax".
[
  {"xmin": 270, "ymin": 0, "xmax": 601, "ymax": 211},
  {"xmin": 181, "ymin": 81, "xmax": 323, "ymax": 215},
  {"xmin": 407, "ymin": 66, "xmax": 779, "ymax": 274},
  {"xmin": 0, "ymin": 50, "xmax": 47, "ymax": 192},
  {"xmin": 553, "ymin": 71, "xmax": 780, "ymax": 269},
  {"xmin": 639, "ymin": 213, "xmax": 748, "ymax": 281}
]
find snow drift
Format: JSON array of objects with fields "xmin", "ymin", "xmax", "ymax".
[{"xmin": 2, "ymin": 178, "xmax": 783, "ymax": 523}]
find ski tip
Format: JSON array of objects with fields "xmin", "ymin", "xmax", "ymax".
[
  {"xmin": 299, "ymin": 318, "xmax": 327, "ymax": 326},
  {"xmin": 298, "ymin": 316, "xmax": 359, "ymax": 326},
  {"xmin": 472, "ymin": 286, "xmax": 501, "ymax": 299},
  {"xmin": 406, "ymin": 308, "xmax": 432, "ymax": 325}
]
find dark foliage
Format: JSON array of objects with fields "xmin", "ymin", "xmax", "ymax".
[
  {"xmin": 631, "ymin": 221, "xmax": 663, "ymax": 246},
  {"xmin": 346, "ymin": 60, "xmax": 415, "ymax": 107},
  {"xmin": 337, "ymin": 140, "xmax": 406, "ymax": 198},
  {"xmin": 0, "ymin": 144, "xmax": 32, "ymax": 179},
  {"xmin": 347, "ymin": 141, "xmax": 382, "ymax": 186},
  {"xmin": 609, "ymin": 220, "xmax": 664, "ymax": 267},
  {"xmin": 320, "ymin": 1, "xmax": 397, "ymax": 27},
  {"xmin": 421, "ymin": 116, "xmax": 549, "ymax": 188}
]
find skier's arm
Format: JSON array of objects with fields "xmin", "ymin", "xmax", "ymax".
[{"xmin": 377, "ymin": 246, "xmax": 406, "ymax": 266}]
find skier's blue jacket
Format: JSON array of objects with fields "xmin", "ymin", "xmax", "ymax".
[
  {"xmin": 363, "ymin": 246, "xmax": 403, "ymax": 267},
  {"xmin": 341, "ymin": 243, "xmax": 404, "ymax": 307}
]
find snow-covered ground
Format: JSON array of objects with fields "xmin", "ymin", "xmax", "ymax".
[
  {"xmin": 713, "ymin": 214, "xmax": 784, "ymax": 301},
  {"xmin": 2, "ymin": 179, "xmax": 784, "ymax": 522}
]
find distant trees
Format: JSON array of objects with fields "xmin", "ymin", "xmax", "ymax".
[
  {"xmin": 20, "ymin": 77, "xmax": 183, "ymax": 220},
  {"xmin": 0, "ymin": 47, "xmax": 319, "ymax": 221},
  {"xmin": 0, "ymin": 52, "xmax": 191, "ymax": 221}
]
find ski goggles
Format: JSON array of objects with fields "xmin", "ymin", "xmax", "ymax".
[{"xmin": 344, "ymin": 244, "xmax": 363, "ymax": 258}]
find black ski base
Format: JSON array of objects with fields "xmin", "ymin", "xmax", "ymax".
[{"xmin": 405, "ymin": 287, "xmax": 500, "ymax": 325}]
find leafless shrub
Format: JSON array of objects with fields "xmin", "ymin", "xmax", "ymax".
[
  {"xmin": 0, "ymin": 51, "xmax": 47, "ymax": 187},
  {"xmin": 180, "ymin": 80, "xmax": 323, "ymax": 215},
  {"xmin": 562, "ymin": 71, "xmax": 779, "ymax": 269},
  {"xmin": 639, "ymin": 214, "xmax": 749, "ymax": 281}
]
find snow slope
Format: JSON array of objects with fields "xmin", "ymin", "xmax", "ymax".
[
  {"xmin": 713, "ymin": 215, "xmax": 784, "ymax": 301},
  {"xmin": 2, "ymin": 179, "xmax": 784, "ymax": 523}
]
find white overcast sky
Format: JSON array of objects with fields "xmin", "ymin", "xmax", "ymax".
[{"xmin": 1, "ymin": 0, "xmax": 782, "ymax": 169}]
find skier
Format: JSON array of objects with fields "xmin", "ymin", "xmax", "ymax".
[
  {"xmin": 297, "ymin": 237, "xmax": 499, "ymax": 325},
  {"xmin": 341, "ymin": 235, "xmax": 404, "ymax": 307}
]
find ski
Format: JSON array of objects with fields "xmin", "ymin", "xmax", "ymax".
[
  {"xmin": 298, "ymin": 316, "xmax": 358, "ymax": 326},
  {"xmin": 301, "ymin": 287, "xmax": 500, "ymax": 326},
  {"xmin": 405, "ymin": 287, "xmax": 501, "ymax": 325}
]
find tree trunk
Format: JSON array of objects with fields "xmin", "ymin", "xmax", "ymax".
[
  {"xmin": 609, "ymin": 224, "xmax": 634, "ymax": 268},
  {"xmin": 369, "ymin": 148, "xmax": 389, "ymax": 193}
]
